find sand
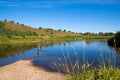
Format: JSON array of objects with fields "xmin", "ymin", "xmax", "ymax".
[{"xmin": 0, "ymin": 60, "xmax": 66, "ymax": 80}]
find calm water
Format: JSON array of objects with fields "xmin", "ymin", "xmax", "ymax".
[{"xmin": 0, "ymin": 40, "xmax": 120, "ymax": 72}]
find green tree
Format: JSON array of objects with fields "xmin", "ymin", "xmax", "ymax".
[
  {"xmin": 21, "ymin": 24, "xmax": 24, "ymax": 26},
  {"xmin": 63, "ymin": 29, "xmax": 66, "ymax": 32},
  {"xmin": 84, "ymin": 32, "xmax": 91, "ymax": 35},
  {"xmin": 4, "ymin": 19, "xmax": 7, "ymax": 22},
  {"xmin": 0, "ymin": 21, "xmax": 5, "ymax": 29},
  {"xmin": 68, "ymin": 31, "xmax": 71, "ymax": 32},
  {"xmin": 108, "ymin": 31, "xmax": 120, "ymax": 47},
  {"xmin": 17, "ymin": 22, "xmax": 19, "ymax": 24},
  {"xmin": 39, "ymin": 27, "xmax": 42, "ymax": 29},
  {"xmin": 9, "ymin": 20, "xmax": 14, "ymax": 23},
  {"xmin": 58, "ymin": 29, "xmax": 61, "ymax": 31},
  {"xmin": 33, "ymin": 32, "xmax": 38, "ymax": 36},
  {"xmin": 99, "ymin": 32, "xmax": 104, "ymax": 36}
]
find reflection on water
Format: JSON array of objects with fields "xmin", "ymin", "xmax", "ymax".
[
  {"xmin": 33, "ymin": 40, "xmax": 120, "ymax": 73},
  {"xmin": 0, "ymin": 43, "xmax": 35, "ymax": 59},
  {"xmin": 37, "ymin": 44, "xmax": 41, "ymax": 56},
  {"xmin": 0, "ymin": 40, "xmax": 120, "ymax": 73}
]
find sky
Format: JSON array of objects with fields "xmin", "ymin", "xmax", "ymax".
[{"xmin": 0, "ymin": 0, "xmax": 120, "ymax": 33}]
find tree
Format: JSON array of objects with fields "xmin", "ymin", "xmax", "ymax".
[
  {"xmin": 58, "ymin": 29, "xmax": 61, "ymax": 31},
  {"xmin": 108, "ymin": 31, "xmax": 120, "ymax": 47},
  {"xmin": 99, "ymin": 32, "xmax": 104, "ymax": 36},
  {"xmin": 0, "ymin": 21, "xmax": 5, "ymax": 29},
  {"xmin": 39, "ymin": 27, "xmax": 42, "ymax": 29},
  {"xmin": 4, "ymin": 19, "xmax": 7, "ymax": 22},
  {"xmin": 63, "ymin": 29, "xmax": 66, "ymax": 32},
  {"xmin": 17, "ymin": 22, "xmax": 19, "ymax": 24},
  {"xmin": 33, "ymin": 32, "xmax": 38, "ymax": 36},
  {"xmin": 108, "ymin": 32, "xmax": 114, "ymax": 36},
  {"xmin": 68, "ymin": 31, "xmax": 71, "ymax": 32},
  {"xmin": 21, "ymin": 24, "xmax": 24, "ymax": 26},
  {"xmin": 9, "ymin": 20, "xmax": 14, "ymax": 23}
]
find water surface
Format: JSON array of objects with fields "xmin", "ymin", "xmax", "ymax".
[{"xmin": 0, "ymin": 40, "xmax": 120, "ymax": 73}]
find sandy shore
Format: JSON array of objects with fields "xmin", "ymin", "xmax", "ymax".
[{"xmin": 0, "ymin": 60, "xmax": 66, "ymax": 80}]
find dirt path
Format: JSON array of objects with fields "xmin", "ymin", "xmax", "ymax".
[{"xmin": 0, "ymin": 60, "xmax": 66, "ymax": 80}]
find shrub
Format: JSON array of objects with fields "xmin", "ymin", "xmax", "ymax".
[
  {"xmin": 0, "ymin": 21, "xmax": 5, "ymax": 29},
  {"xmin": 16, "ymin": 22, "xmax": 19, "ymax": 24},
  {"xmin": 63, "ymin": 29, "xmax": 66, "ymax": 32},
  {"xmin": 9, "ymin": 20, "xmax": 14, "ymax": 23},
  {"xmin": 39, "ymin": 27, "xmax": 42, "ymax": 29},
  {"xmin": 50, "ymin": 31, "xmax": 53, "ymax": 34},
  {"xmin": 4, "ymin": 19, "xmax": 7, "ymax": 22},
  {"xmin": 108, "ymin": 31, "xmax": 120, "ymax": 47},
  {"xmin": 58, "ymin": 29, "xmax": 62, "ymax": 31}
]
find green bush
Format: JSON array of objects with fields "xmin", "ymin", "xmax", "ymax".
[
  {"xmin": 9, "ymin": 20, "xmax": 14, "ymax": 23},
  {"xmin": 0, "ymin": 21, "xmax": 5, "ymax": 29},
  {"xmin": 108, "ymin": 31, "xmax": 120, "ymax": 47}
]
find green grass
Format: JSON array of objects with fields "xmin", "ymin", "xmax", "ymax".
[
  {"xmin": 68, "ymin": 67, "xmax": 120, "ymax": 80},
  {"xmin": 66, "ymin": 47, "xmax": 120, "ymax": 80}
]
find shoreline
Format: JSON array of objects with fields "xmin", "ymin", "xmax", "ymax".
[{"xmin": 0, "ymin": 60, "xmax": 66, "ymax": 80}]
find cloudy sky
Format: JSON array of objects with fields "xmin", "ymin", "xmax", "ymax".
[{"xmin": 0, "ymin": 0, "xmax": 120, "ymax": 33}]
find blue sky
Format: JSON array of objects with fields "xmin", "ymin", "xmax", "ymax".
[{"xmin": 0, "ymin": 0, "xmax": 120, "ymax": 33}]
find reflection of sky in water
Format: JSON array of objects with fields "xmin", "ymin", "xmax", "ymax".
[{"xmin": 0, "ymin": 40, "xmax": 120, "ymax": 72}]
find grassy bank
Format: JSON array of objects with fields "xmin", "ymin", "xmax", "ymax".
[
  {"xmin": 68, "ymin": 67, "xmax": 120, "ymax": 80},
  {"xmin": 0, "ymin": 35, "xmax": 113, "ymax": 43}
]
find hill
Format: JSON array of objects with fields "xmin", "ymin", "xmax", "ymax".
[{"xmin": 2, "ymin": 20, "xmax": 78, "ymax": 37}]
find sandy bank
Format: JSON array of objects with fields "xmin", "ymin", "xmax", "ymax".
[{"xmin": 0, "ymin": 60, "xmax": 66, "ymax": 80}]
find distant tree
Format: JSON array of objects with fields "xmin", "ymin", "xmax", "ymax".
[
  {"xmin": 21, "ymin": 24, "xmax": 24, "ymax": 26},
  {"xmin": 45, "ymin": 28, "xmax": 53, "ymax": 30},
  {"xmin": 4, "ymin": 19, "xmax": 7, "ymax": 22},
  {"xmin": 99, "ymin": 32, "xmax": 104, "ymax": 36},
  {"xmin": 58, "ymin": 29, "xmax": 62, "ymax": 31},
  {"xmin": 91, "ymin": 33, "xmax": 95, "ymax": 35},
  {"xmin": 0, "ymin": 21, "xmax": 5, "ymax": 29},
  {"xmin": 63, "ymin": 29, "xmax": 66, "ymax": 32},
  {"xmin": 68, "ymin": 31, "xmax": 71, "ymax": 32},
  {"xmin": 108, "ymin": 32, "xmax": 114, "ymax": 36},
  {"xmin": 9, "ymin": 20, "xmax": 14, "ymax": 23},
  {"xmin": 84, "ymin": 32, "xmax": 91, "ymax": 35},
  {"xmin": 39, "ymin": 27, "xmax": 42, "ymax": 29},
  {"xmin": 16, "ymin": 22, "xmax": 19, "ymax": 24},
  {"xmin": 79, "ymin": 32, "xmax": 83, "ymax": 35}
]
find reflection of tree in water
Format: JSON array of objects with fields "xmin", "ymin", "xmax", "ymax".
[
  {"xmin": 86, "ymin": 39, "xmax": 93, "ymax": 44},
  {"xmin": 0, "ymin": 43, "xmax": 37, "ymax": 59},
  {"xmin": 0, "ymin": 40, "xmax": 74, "ymax": 59},
  {"xmin": 116, "ymin": 48, "xmax": 120, "ymax": 54},
  {"xmin": 85, "ymin": 39, "xmax": 107, "ymax": 45},
  {"xmin": 110, "ymin": 46, "xmax": 120, "ymax": 54}
]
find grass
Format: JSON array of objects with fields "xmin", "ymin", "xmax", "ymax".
[
  {"xmin": 68, "ymin": 67, "xmax": 120, "ymax": 80},
  {"xmin": 66, "ymin": 52, "xmax": 120, "ymax": 80},
  {"xmin": 53, "ymin": 42, "xmax": 120, "ymax": 80}
]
